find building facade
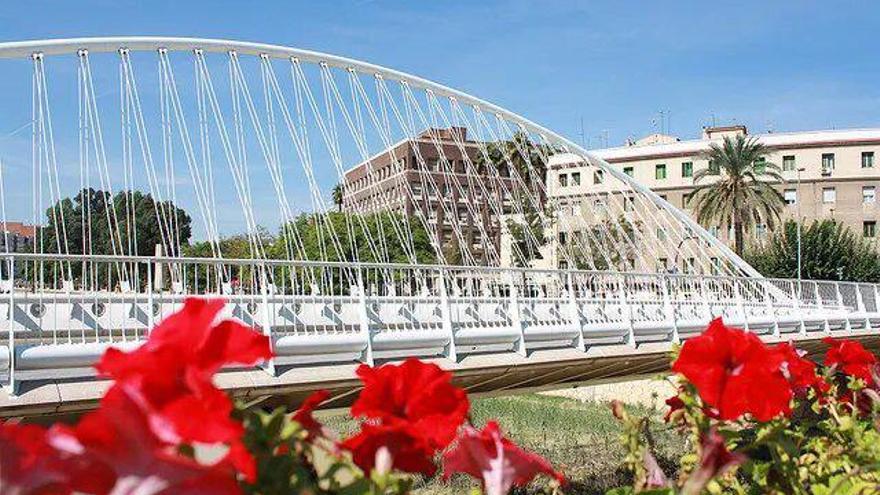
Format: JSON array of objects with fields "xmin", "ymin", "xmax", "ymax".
[
  {"xmin": 548, "ymin": 125, "xmax": 880, "ymax": 272},
  {"xmin": 342, "ymin": 127, "xmax": 515, "ymax": 264},
  {"xmin": 0, "ymin": 221, "xmax": 35, "ymax": 253}
]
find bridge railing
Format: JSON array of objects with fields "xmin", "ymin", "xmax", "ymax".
[{"xmin": 0, "ymin": 252, "xmax": 877, "ymax": 393}]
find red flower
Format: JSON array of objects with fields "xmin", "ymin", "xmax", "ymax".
[
  {"xmin": 293, "ymin": 390, "xmax": 330, "ymax": 440},
  {"xmin": 773, "ymin": 343, "xmax": 829, "ymax": 396},
  {"xmin": 823, "ymin": 337, "xmax": 878, "ymax": 384},
  {"xmin": 95, "ymin": 298, "xmax": 271, "ymax": 448},
  {"xmin": 682, "ymin": 428, "xmax": 745, "ymax": 495},
  {"xmin": 664, "ymin": 395, "xmax": 685, "ymax": 423},
  {"xmin": 351, "ymin": 358, "xmax": 468, "ymax": 450},
  {"xmin": 442, "ymin": 421, "xmax": 565, "ymax": 495},
  {"xmin": 0, "ymin": 422, "xmax": 77, "ymax": 495},
  {"xmin": 47, "ymin": 388, "xmax": 241, "ymax": 495},
  {"xmin": 340, "ymin": 422, "xmax": 436, "ymax": 476},
  {"xmin": 672, "ymin": 319, "xmax": 791, "ymax": 421}
]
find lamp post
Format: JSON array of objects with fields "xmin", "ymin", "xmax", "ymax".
[{"xmin": 796, "ymin": 167, "xmax": 805, "ymax": 284}]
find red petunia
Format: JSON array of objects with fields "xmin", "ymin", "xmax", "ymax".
[
  {"xmin": 0, "ymin": 422, "xmax": 77, "ymax": 495},
  {"xmin": 823, "ymin": 337, "xmax": 878, "ymax": 384},
  {"xmin": 47, "ymin": 387, "xmax": 241, "ymax": 495},
  {"xmin": 773, "ymin": 342, "xmax": 830, "ymax": 396},
  {"xmin": 293, "ymin": 390, "xmax": 330, "ymax": 441},
  {"xmin": 95, "ymin": 298, "xmax": 272, "ymax": 449},
  {"xmin": 682, "ymin": 428, "xmax": 746, "ymax": 495},
  {"xmin": 672, "ymin": 319, "xmax": 792, "ymax": 421},
  {"xmin": 442, "ymin": 421, "xmax": 565, "ymax": 495},
  {"xmin": 351, "ymin": 358, "xmax": 468, "ymax": 450},
  {"xmin": 664, "ymin": 395, "xmax": 685, "ymax": 423},
  {"xmin": 340, "ymin": 422, "xmax": 437, "ymax": 476}
]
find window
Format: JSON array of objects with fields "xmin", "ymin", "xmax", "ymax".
[
  {"xmin": 865, "ymin": 221, "xmax": 877, "ymax": 238},
  {"xmin": 782, "ymin": 155, "xmax": 796, "ymax": 172},
  {"xmin": 684, "ymin": 257, "xmax": 696, "ymax": 274},
  {"xmin": 683, "ymin": 192, "xmax": 693, "ymax": 207},
  {"xmin": 624, "ymin": 196, "xmax": 634, "ymax": 212},
  {"xmin": 657, "ymin": 258, "xmax": 669, "ymax": 272},
  {"xmin": 655, "ymin": 164, "xmax": 667, "ymax": 180},
  {"xmin": 864, "ymin": 186, "xmax": 876, "ymax": 204},
  {"xmin": 711, "ymin": 257, "xmax": 721, "ymax": 275},
  {"xmin": 863, "ymin": 152, "xmax": 875, "ymax": 169},
  {"xmin": 623, "ymin": 166, "xmax": 634, "ymax": 176},
  {"xmin": 571, "ymin": 172, "xmax": 581, "ymax": 186},
  {"xmin": 558, "ymin": 232, "xmax": 567, "ymax": 245},
  {"xmin": 709, "ymin": 226, "xmax": 720, "ymax": 238},
  {"xmin": 627, "ymin": 258, "xmax": 635, "ymax": 270},
  {"xmin": 823, "ymin": 187, "xmax": 836, "ymax": 203},
  {"xmin": 822, "ymin": 153, "xmax": 835, "ymax": 175},
  {"xmin": 708, "ymin": 160, "xmax": 720, "ymax": 175},
  {"xmin": 656, "ymin": 227, "xmax": 667, "ymax": 241},
  {"xmin": 784, "ymin": 189, "xmax": 797, "ymax": 205},
  {"xmin": 756, "ymin": 223, "xmax": 767, "ymax": 238},
  {"xmin": 681, "ymin": 161, "xmax": 693, "ymax": 178},
  {"xmin": 593, "ymin": 170, "xmax": 604, "ymax": 184},
  {"xmin": 558, "ymin": 173, "xmax": 568, "ymax": 187}
]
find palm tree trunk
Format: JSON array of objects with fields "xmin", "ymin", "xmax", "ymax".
[{"xmin": 733, "ymin": 210, "xmax": 745, "ymax": 257}]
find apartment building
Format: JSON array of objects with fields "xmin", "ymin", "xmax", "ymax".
[
  {"xmin": 341, "ymin": 127, "xmax": 515, "ymax": 264},
  {"xmin": 548, "ymin": 125, "xmax": 880, "ymax": 271}
]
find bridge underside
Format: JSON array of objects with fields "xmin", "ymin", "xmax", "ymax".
[{"xmin": 5, "ymin": 332, "xmax": 880, "ymax": 419}]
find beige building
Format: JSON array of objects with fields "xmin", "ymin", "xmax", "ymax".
[
  {"xmin": 548, "ymin": 125, "xmax": 880, "ymax": 271},
  {"xmin": 342, "ymin": 127, "xmax": 514, "ymax": 264}
]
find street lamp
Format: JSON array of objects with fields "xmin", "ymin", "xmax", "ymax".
[{"xmin": 796, "ymin": 167, "xmax": 806, "ymax": 284}]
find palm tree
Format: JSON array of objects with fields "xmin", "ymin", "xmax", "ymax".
[
  {"xmin": 691, "ymin": 134, "xmax": 785, "ymax": 256},
  {"xmin": 331, "ymin": 183, "xmax": 344, "ymax": 212}
]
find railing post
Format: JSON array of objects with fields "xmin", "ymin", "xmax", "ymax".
[
  {"xmin": 815, "ymin": 282, "xmax": 831, "ymax": 335},
  {"xmin": 508, "ymin": 273, "xmax": 527, "ymax": 357},
  {"xmin": 437, "ymin": 268, "xmax": 458, "ymax": 362},
  {"xmin": 355, "ymin": 267, "xmax": 374, "ymax": 366},
  {"xmin": 698, "ymin": 277, "xmax": 713, "ymax": 322},
  {"xmin": 618, "ymin": 274, "xmax": 636, "ymax": 349},
  {"xmin": 791, "ymin": 281, "xmax": 807, "ymax": 336},
  {"xmin": 660, "ymin": 274, "xmax": 679, "ymax": 344},
  {"xmin": 146, "ymin": 260, "xmax": 154, "ymax": 332},
  {"xmin": 734, "ymin": 279, "xmax": 753, "ymax": 334},
  {"xmin": 855, "ymin": 283, "xmax": 870, "ymax": 332},
  {"xmin": 566, "ymin": 271, "xmax": 585, "ymax": 351},
  {"xmin": 259, "ymin": 265, "xmax": 276, "ymax": 376},
  {"xmin": 766, "ymin": 280, "xmax": 781, "ymax": 337},
  {"xmin": 6, "ymin": 256, "xmax": 15, "ymax": 396},
  {"xmin": 836, "ymin": 283, "xmax": 852, "ymax": 333}
]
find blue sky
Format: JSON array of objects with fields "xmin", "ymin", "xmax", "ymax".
[
  {"xmin": 0, "ymin": 1, "xmax": 878, "ymax": 235},
  {"xmin": 3, "ymin": 1, "xmax": 878, "ymax": 144}
]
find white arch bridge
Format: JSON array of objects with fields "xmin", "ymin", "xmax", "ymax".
[{"xmin": 0, "ymin": 38, "xmax": 876, "ymax": 416}]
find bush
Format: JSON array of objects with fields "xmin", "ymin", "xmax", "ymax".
[
  {"xmin": 609, "ymin": 319, "xmax": 880, "ymax": 494},
  {"xmin": 745, "ymin": 219, "xmax": 880, "ymax": 282}
]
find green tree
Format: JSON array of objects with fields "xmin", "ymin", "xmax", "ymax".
[
  {"xmin": 41, "ymin": 188, "xmax": 192, "ymax": 256},
  {"xmin": 279, "ymin": 211, "xmax": 436, "ymax": 265},
  {"xmin": 745, "ymin": 219, "xmax": 880, "ymax": 282},
  {"xmin": 331, "ymin": 183, "xmax": 344, "ymax": 212},
  {"xmin": 691, "ymin": 135, "xmax": 784, "ymax": 256},
  {"xmin": 505, "ymin": 197, "xmax": 551, "ymax": 268},
  {"xmin": 479, "ymin": 131, "xmax": 552, "ymax": 194}
]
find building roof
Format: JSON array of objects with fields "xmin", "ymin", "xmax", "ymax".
[
  {"xmin": 1, "ymin": 222, "xmax": 36, "ymax": 238},
  {"xmin": 586, "ymin": 127, "xmax": 880, "ymax": 164}
]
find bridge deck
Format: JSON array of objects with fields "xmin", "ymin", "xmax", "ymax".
[{"xmin": 4, "ymin": 331, "xmax": 879, "ymax": 419}]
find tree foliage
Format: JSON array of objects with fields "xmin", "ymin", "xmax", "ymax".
[
  {"xmin": 41, "ymin": 188, "xmax": 192, "ymax": 256},
  {"xmin": 745, "ymin": 219, "xmax": 880, "ymax": 282},
  {"xmin": 691, "ymin": 135, "xmax": 785, "ymax": 256}
]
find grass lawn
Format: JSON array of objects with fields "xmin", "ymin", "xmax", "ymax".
[{"xmin": 320, "ymin": 392, "xmax": 687, "ymax": 494}]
